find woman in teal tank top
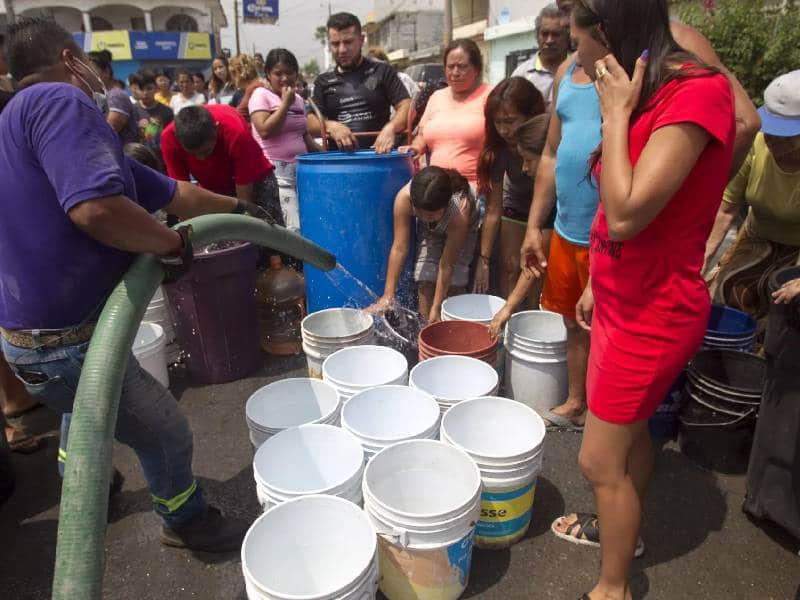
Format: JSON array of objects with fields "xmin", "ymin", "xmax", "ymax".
[{"xmin": 554, "ymin": 59, "xmax": 603, "ymax": 246}]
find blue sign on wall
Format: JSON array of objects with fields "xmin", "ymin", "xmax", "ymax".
[
  {"xmin": 130, "ymin": 32, "xmax": 181, "ymax": 60},
  {"xmin": 243, "ymin": 0, "xmax": 279, "ymax": 23}
]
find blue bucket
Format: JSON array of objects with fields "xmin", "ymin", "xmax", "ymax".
[
  {"xmin": 704, "ymin": 305, "xmax": 757, "ymax": 351},
  {"xmin": 297, "ymin": 150, "xmax": 414, "ymax": 313},
  {"xmin": 648, "ymin": 371, "xmax": 687, "ymax": 440}
]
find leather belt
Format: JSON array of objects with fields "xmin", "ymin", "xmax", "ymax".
[{"xmin": 0, "ymin": 324, "xmax": 96, "ymax": 349}]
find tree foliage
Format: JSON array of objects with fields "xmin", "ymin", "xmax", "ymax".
[
  {"xmin": 679, "ymin": 0, "xmax": 800, "ymax": 102},
  {"xmin": 303, "ymin": 59, "xmax": 321, "ymax": 79},
  {"xmin": 314, "ymin": 25, "xmax": 328, "ymax": 45}
]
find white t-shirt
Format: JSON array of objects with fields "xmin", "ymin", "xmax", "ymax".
[{"xmin": 170, "ymin": 92, "xmax": 206, "ymax": 114}]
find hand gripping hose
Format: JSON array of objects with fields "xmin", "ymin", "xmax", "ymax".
[{"xmin": 51, "ymin": 215, "xmax": 335, "ymax": 600}]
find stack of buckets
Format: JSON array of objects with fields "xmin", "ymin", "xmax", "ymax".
[
  {"xmin": 322, "ymin": 345, "xmax": 409, "ymax": 403},
  {"xmin": 504, "ymin": 311, "xmax": 568, "ymax": 414},
  {"xmin": 252, "ymin": 424, "xmax": 365, "ymax": 510},
  {"xmin": 441, "ymin": 397, "xmax": 545, "ymax": 548},
  {"xmin": 651, "ymin": 304, "xmax": 759, "ymax": 439},
  {"xmin": 132, "ymin": 322, "xmax": 169, "ymax": 389},
  {"xmin": 342, "ymin": 386, "xmax": 440, "ymax": 460},
  {"xmin": 245, "ymin": 378, "xmax": 341, "ymax": 448},
  {"xmin": 242, "ymin": 495, "xmax": 379, "ymax": 599},
  {"xmin": 143, "ymin": 286, "xmax": 180, "ymax": 364},
  {"xmin": 301, "ymin": 308, "xmax": 374, "ymax": 378},
  {"xmin": 418, "ymin": 320, "xmax": 498, "ymax": 366},
  {"xmin": 679, "ymin": 348, "xmax": 765, "ymax": 473},
  {"xmin": 703, "ymin": 304, "xmax": 758, "ymax": 351},
  {"xmin": 363, "ymin": 439, "xmax": 482, "ymax": 600},
  {"xmin": 441, "ymin": 294, "xmax": 505, "ymax": 323},
  {"xmin": 409, "ymin": 355, "xmax": 499, "ymax": 416}
]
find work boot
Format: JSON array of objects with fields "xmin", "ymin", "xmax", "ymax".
[{"xmin": 161, "ymin": 506, "xmax": 248, "ymax": 553}]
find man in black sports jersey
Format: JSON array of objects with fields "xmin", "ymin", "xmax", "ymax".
[{"xmin": 309, "ymin": 12, "xmax": 410, "ymax": 153}]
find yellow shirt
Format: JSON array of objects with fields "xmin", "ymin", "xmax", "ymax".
[
  {"xmin": 154, "ymin": 91, "xmax": 173, "ymax": 106},
  {"xmin": 723, "ymin": 133, "xmax": 800, "ymax": 245}
]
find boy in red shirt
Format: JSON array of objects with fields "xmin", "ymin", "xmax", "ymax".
[{"xmin": 161, "ymin": 104, "xmax": 283, "ymax": 227}]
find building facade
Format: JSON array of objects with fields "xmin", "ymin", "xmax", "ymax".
[{"xmin": 1, "ymin": 1, "xmax": 226, "ymax": 84}]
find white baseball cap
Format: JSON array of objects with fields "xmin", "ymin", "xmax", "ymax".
[{"xmin": 758, "ymin": 70, "xmax": 800, "ymax": 137}]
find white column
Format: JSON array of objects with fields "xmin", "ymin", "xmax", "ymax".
[
  {"xmin": 82, "ymin": 11, "xmax": 92, "ymax": 33},
  {"xmin": 144, "ymin": 10, "xmax": 153, "ymax": 31}
]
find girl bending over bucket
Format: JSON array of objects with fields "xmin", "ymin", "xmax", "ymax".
[
  {"xmin": 486, "ymin": 114, "xmax": 552, "ymax": 338},
  {"xmin": 370, "ymin": 166, "xmax": 479, "ymax": 323}
]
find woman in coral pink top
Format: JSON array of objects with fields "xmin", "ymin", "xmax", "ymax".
[
  {"xmin": 554, "ymin": 1, "xmax": 736, "ymax": 598},
  {"xmin": 400, "ymin": 39, "xmax": 491, "ymax": 188}
]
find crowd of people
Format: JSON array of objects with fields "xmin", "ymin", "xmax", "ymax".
[{"xmin": 1, "ymin": 0, "xmax": 799, "ymax": 598}]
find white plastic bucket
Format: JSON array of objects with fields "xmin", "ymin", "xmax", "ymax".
[
  {"xmin": 133, "ymin": 322, "xmax": 169, "ymax": 388},
  {"xmin": 441, "ymin": 397, "xmax": 545, "ymax": 548},
  {"xmin": 342, "ymin": 386, "xmax": 440, "ymax": 460},
  {"xmin": 252, "ymin": 424, "xmax": 365, "ymax": 510},
  {"xmin": 363, "ymin": 439, "xmax": 481, "ymax": 600},
  {"xmin": 504, "ymin": 311, "xmax": 568, "ymax": 413},
  {"xmin": 409, "ymin": 355, "xmax": 499, "ymax": 414},
  {"xmin": 245, "ymin": 378, "xmax": 341, "ymax": 448},
  {"xmin": 301, "ymin": 308, "xmax": 375, "ymax": 378},
  {"xmin": 144, "ymin": 286, "xmax": 180, "ymax": 364},
  {"xmin": 242, "ymin": 495, "xmax": 378, "ymax": 600},
  {"xmin": 441, "ymin": 294, "xmax": 506, "ymax": 324},
  {"xmin": 322, "ymin": 345, "xmax": 408, "ymax": 403}
]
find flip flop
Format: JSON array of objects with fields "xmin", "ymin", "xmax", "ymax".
[
  {"xmin": 551, "ymin": 513, "xmax": 645, "ymax": 558},
  {"xmin": 9, "ymin": 433, "xmax": 46, "ymax": 454},
  {"xmin": 540, "ymin": 410, "xmax": 584, "ymax": 432}
]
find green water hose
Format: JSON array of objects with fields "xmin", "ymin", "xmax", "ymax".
[{"xmin": 51, "ymin": 215, "xmax": 336, "ymax": 600}]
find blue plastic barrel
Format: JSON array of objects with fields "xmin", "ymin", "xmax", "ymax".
[{"xmin": 297, "ymin": 150, "xmax": 414, "ymax": 313}]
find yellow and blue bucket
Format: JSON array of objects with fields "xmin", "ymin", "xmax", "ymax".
[{"xmin": 441, "ymin": 396, "xmax": 546, "ymax": 550}]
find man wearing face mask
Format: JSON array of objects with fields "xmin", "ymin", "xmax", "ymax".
[
  {"xmin": 87, "ymin": 50, "xmax": 140, "ymax": 145},
  {"xmin": 0, "ymin": 18, "xmax": 255, "ymax": 552}
]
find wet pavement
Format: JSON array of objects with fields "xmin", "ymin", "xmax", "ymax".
[{"xmin": 1, "ymin": 355, "xmax": 798, "ymax": 600}]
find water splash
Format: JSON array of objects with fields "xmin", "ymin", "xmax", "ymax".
[{"xmin": 322, "ymin": 262, "xmax": 425, "ymax": 357}]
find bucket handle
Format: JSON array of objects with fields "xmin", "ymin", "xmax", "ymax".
[
  {"xmin": 372, "ymin": 521, "xmax": 411, "ymax": 548},
  {"xmin": 680, "ymin": 407, "xmax": 756, "ymax": 428}
]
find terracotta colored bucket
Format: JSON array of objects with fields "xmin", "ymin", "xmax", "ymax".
[{"xmin": 418, "ymin": 321, "xmax": 497, "ymax": 366}]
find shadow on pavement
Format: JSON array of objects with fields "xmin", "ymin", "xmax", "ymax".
[
  {"xmin": 639, "ymin": 448, "xmax": 727, "ymax": 569},
  {"xmin": 526, "ymin": 476, "xmax": 565, "ymax": 538}
]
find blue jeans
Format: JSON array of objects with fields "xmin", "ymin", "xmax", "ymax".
[{"xmin": 2, "ymin": 338, "xmax": 206, "ymax": 527}]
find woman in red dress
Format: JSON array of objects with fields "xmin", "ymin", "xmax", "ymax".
[{"xmin": 560, "ymin": 1, "xmax": 736, "ymax": 598}]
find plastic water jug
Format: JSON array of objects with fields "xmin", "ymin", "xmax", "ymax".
[{"xmin": 256, "ymin": 256, "xmax": 305, "ymax": 355}]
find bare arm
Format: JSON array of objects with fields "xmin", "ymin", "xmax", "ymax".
[
  {"xmin": 704, "ymin": 201, "xmax": 739, "ymax": 268},
  {"xmin": 431, "ymin": 210, "xmax": 469, "ymax": 321},
  {"xmin": 374, "ymin": 99, "xmax": 412, "ymax": 154},
  {"xmin": 520, "ymin": 59, "xmax": 568, "ymax": 276},
  {"xmin": 597, "ymin": 54, "xmax": 714, "ymax": 241},
  {"xmin": 399, "ymin": 131, "xmax": 428, "ymax": 157},
  {"xmin": 251, "ymin": 107, "xmax": 290, "ymax": 139},
  {"xmin": 308, "ymin": 112, "xmax": 359, "ymax": 151},
  {"xmin": 235, "ymin": 183, "xmax": 254, "ymax": 203},
  {"xmin": 473, "ymin": 185, "xmax": 502, "ymax": 292},
  {"xmin": 671, "ymin": 21, "xmax": 760, "ymax": 178},
  {"xmin": 251, "ymin": 87, "xmax": 296, "ymax": 139},
  {"xmin": 68, "ymin": 196, "xmax": 181, "ymax": 255},
  {"xmin": 163, "ymin": 181, "xmax": 238, "ymax": 220},
  {"xmin": 601, "ymin": 120, "xmax": 710, "ymax": 241},
  {"xmin": 381, "ymin": 187, "xmax": 414, "ymax": 301}
]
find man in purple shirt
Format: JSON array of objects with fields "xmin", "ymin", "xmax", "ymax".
[{"xmin": 0, "ymin": 18, "xmax": 250, "ymax": 552}]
